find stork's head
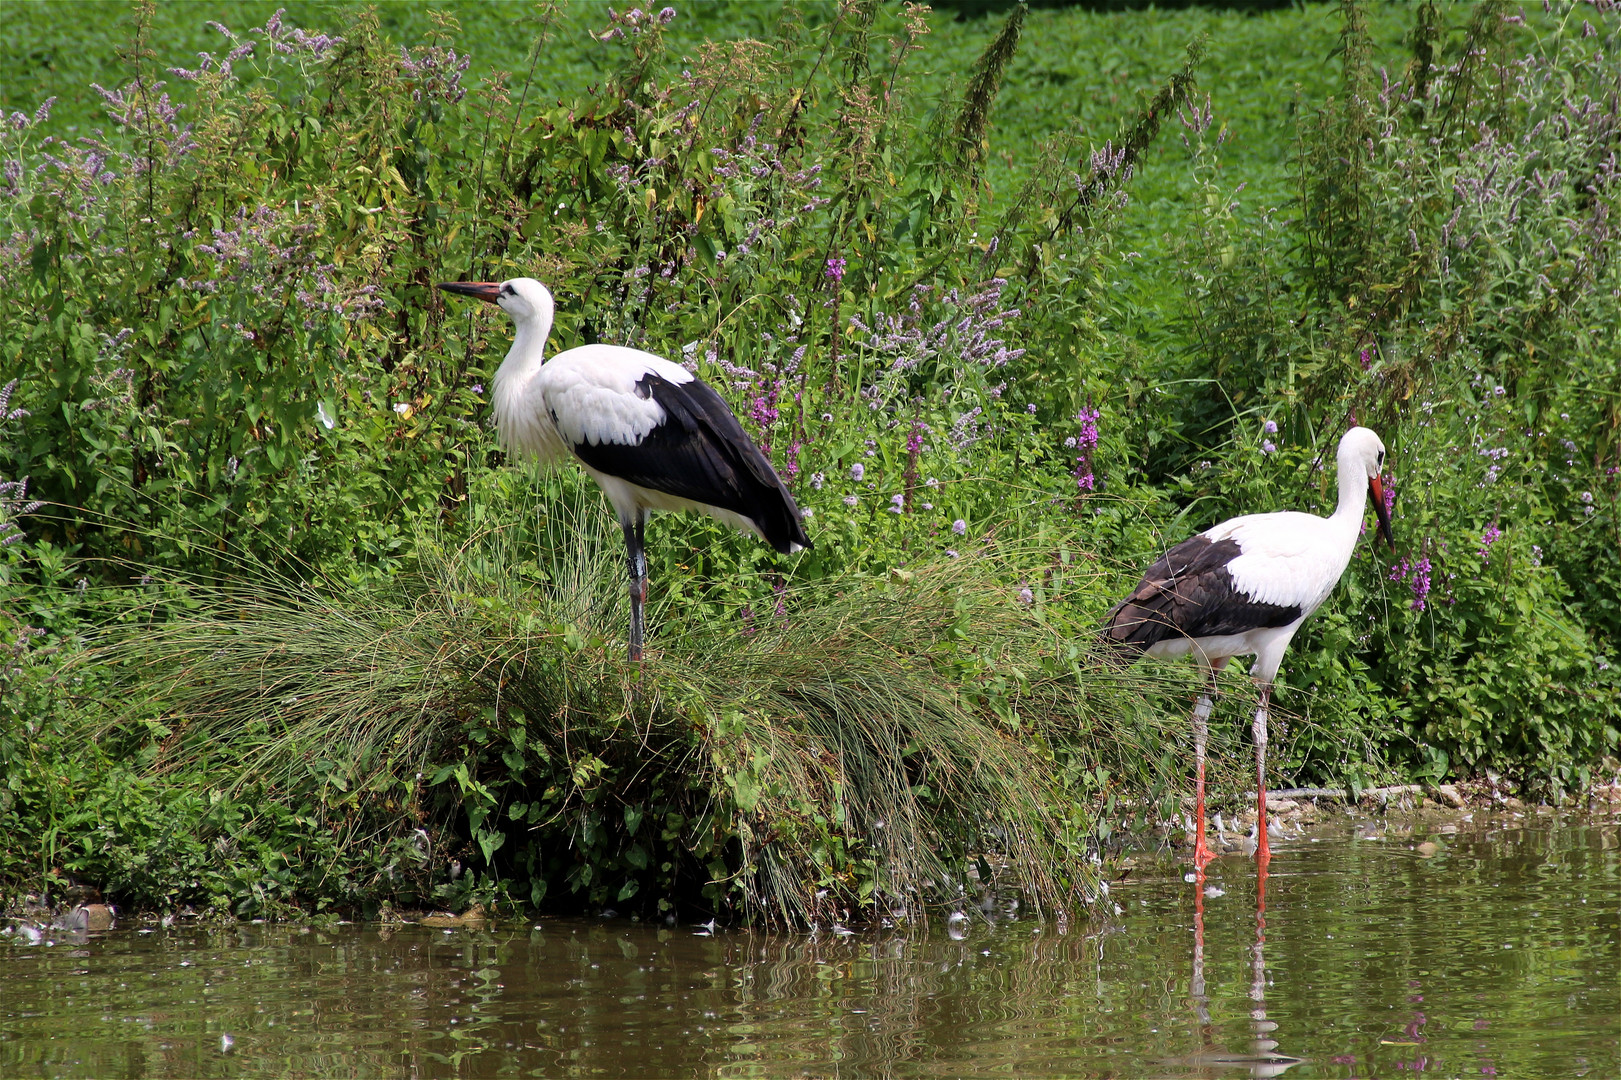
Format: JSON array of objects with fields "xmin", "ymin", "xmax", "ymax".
[
  {"xmin": 437, "ymin": 277, "xmax": 555, "ymax": 328},
  {"xmin": 1339, "ymin": 426, "xmax": 1395, "ymax": 550}
]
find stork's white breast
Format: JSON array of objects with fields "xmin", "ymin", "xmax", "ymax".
[{"xmin": 537, "ymin": 344, "xmax": 695, "ymax": 448}]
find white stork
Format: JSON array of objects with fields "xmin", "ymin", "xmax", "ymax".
[
  {"xmin": 1103, "ymin": 426, "xmax": 1394, "ymax": 865},
  {"xmin": 439, "ymin": 277, "xmax": 812, "ymax": 661}
]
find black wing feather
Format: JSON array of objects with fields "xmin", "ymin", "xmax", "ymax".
[
  {"xmin": 1102, "ymin": 535, "xmax": 1302, "ymax": 660},
  {"xmin": 568, "ymin": 373, "xmax": 812, "ymax": 554}
]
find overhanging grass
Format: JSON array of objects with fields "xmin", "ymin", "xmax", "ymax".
[{"xmin": 98, "ymin": 500, "xmax": 1200, "ymax": 926}]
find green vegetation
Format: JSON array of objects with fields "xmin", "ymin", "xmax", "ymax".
[{"xmin": 2, "ymin": 0, "xmax": 1617, "ymax": 924}]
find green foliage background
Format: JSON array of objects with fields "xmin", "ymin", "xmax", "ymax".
[{"xmin": 2, "ymin": 0, "xmax": 1617, "ymax": 923}]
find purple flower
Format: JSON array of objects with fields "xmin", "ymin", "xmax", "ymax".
[
  {"xmin": 1264, "ymin": 419, "xmax": 1278, "ymax": 434},
  {"xmin": 951, "ymin": 519, "xmax": 966, "ymax": 535},
  {"xmin": 888, "ymin": 494, "xmax": 905, "ymax": 514},
  {"xmin": 1409, "ymin": 557, "xmax": 1433, "ymax": 611},
  {"xmin": 1017, "ymin": 587, "xmax": 1034, "ymax": 605},
  {"xmin": 470, "ymin": 383, "xmax": 484, "ymax": 395},
  {"xmin": 1477, "ymin": 522, "xmax": 1502, "ymax": 560},
  {"xmin": 1262, "ymin": 440, "xmax": 1277, "ymax": 454},
  {"xmin": 850, "ymin": 463, "xmax": 864, "ymax": 482},
  {"xmin": 843, "ymin": 495, "xmax": 858, "ymax": 507},
  {"xmin": 1073, "ymin": 406, "xmax": 1100, "ymax": 492},
  {"xmin": 824, "ymin": 257, "xmax": 847, "ymax": 283}
]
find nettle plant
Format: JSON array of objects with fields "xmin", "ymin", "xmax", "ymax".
[{"xmin": 0, "ymin": 6, "xmax": 492, "ymax": 571}]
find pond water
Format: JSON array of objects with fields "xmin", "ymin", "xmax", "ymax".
[{"xmin": 3, "ymin": 810, "xmax": 1617, "ymax": 1078}]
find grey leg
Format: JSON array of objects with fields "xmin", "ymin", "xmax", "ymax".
[{"xmin": 623, "ymin": 516, "xmax": 647, "ymax": 662}]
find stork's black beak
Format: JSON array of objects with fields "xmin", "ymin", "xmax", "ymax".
[
  {"xmin": 1368, "ymin": 475, "xmax": 1395, "ymax": 550},
  {"xmin": 437, "ymin": 281, "xmax": 504, "ymax": 304}
]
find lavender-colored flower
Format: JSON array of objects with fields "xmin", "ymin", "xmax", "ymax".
[
  {"xmin": 1262, "ymin": 440, "xmax": 1277, "ymax": 454},
  {"xmin": 470, "ymin": 383, "xmax": 484, "ymax": 395},
  {"xmin": 850, "ymin": 463, "xmax": 864, "ymax": 482},
  {"xmin": 1263, "ymin": 419, "xmax": 1278, "ymax": 434},
  {"xmin": 1478, "ymin": 522, "xmax": 1502, "ymax": 559},
  {"xmin": 1017, "ymin": 587, "xmax": 1034, "ymax": 606},
  {"xmin": 888, "ymin": 494, "xmax": 905, "ymax": 514},
  {"xmin": 843, "ymin": 495, "xmax": 858, "ymax": 507},
  {"xmin": 951, "ymin": 519, "xmax": 966, "ymax": 535},
  {"xmin": 824, "ymin": 256, "xmax": 847, "ymax": 283}
]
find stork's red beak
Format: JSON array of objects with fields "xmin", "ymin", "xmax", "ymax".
[
  {"xmin": 437, "ymin": 281, "xmax": 504, "ymax": 303},
  {"xmin": 1368, "ymin": 475, "xmax": 1395, "ymax": 550}
]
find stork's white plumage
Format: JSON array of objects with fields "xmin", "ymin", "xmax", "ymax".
[
  {"xmin": 439, "ymin": 278, "xmax": 811, "ymax": 660},
  {"xmin": 1104, "ymin": 427, "xmax": 1394, "ymax": 865}
]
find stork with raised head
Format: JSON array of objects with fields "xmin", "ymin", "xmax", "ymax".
[
  {"xmin": 1103, "ymin": 427, "xmax": 1394, "ymax": 865},
  {"xmin": 439, "ymin": 278, "xmax": 811, "ymax": 661}
]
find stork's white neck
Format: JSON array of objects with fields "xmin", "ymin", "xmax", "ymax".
[
  {"xmin": 1331, "ymin": 442, "xmax": 1371, "ymax": 530},
  {"xmin": 495, "ymin": 309, "xmax": 553, "ymax": 390}
]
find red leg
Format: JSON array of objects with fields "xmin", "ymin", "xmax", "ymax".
[{"xmin": 1191, "ymin": 676, "xmax": 1216, "ymax": 869}]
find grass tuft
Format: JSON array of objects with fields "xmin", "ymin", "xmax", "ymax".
[{"xmin": 100, "ymin": 498, "xmax": 1195, "ymax": 926}]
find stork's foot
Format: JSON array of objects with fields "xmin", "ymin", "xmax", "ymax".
[{"xmin": 1191, "ymin": 831, "xmax": 1216, "ymax": 869}]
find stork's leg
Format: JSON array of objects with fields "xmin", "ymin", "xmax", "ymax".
[
  {"xmin": 1190, "ymin": 665, "xmax": 1220, "ymax": 869},
  {"xmin": 1252, "ymin": 682, "xmax": 1273, "ymax": 864},
  {"xmin": 623, "ymin": 516, "xmax": 648, "ymax": 662}
]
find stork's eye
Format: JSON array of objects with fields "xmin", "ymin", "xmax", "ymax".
[
  {"xmin": 1378, "ymin": 450, "xmax": 1385, "ymax": 464},
  {"xmin": 500, "ymin": 284, "xmax": 515, "ymax": 297}
]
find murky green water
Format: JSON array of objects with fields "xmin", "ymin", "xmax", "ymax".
[{"xmin": 3, "ymin": 811, "xmax": 1617, "ymax": 1078}]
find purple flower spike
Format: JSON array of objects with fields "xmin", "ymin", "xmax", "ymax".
[{"xmin": 824, "ymin": 256, "xmax": 847, "ymax": 283}]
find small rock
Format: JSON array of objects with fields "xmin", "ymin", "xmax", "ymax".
[
  {"xmin": 81, "ymin": 904, "xmax": 116, "ymax": 932},
  {"xmin": 419, "ymin": 904, "xmax": 487, "ymax": 929},
  {"xmin": 1265, "ymin": 796, "xmax": 1300, "ymax": 814},
  {"xmin": 1416, "ymin": 841, "xmax": 1440, "ymax": 858},
  {"xmin": 1432, "ymin": 784, "xmax": 1467, "ymax": 809}
]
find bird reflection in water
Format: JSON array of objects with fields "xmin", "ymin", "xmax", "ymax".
[{"xmin": 1168, "ymin": 857, "xmax": 1304, "ymax": 1077}]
